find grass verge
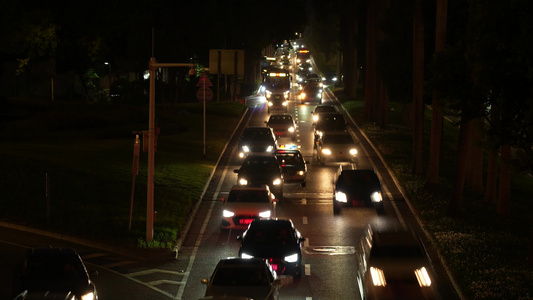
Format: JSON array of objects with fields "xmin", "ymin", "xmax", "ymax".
[
  {"xmin": 0, "ymin": 98, "xmax": 246, "ymax": 251},
  {"xmin": 332, "ymin": 88, "xmax": 533, "ymax": 300}
]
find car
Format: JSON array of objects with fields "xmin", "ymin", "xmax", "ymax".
[
  {"xmin": 220, "ymin": 184, "xmax": 277, "ymax": 231},
  {"xmin": 201, "ymin": 257, "xmax": 281, "ymax": 300},
  {"xmin": 234, "ymin": 154, "xmax": 284, "ymax": 200},
  {"xmin": 237, "ymin": 127, "xmax": 278, "ymax": 159},
  {"xmin": 265, "ymin": 114, "xmax": 297, "ymax": 141},
  {"xmin": 311, "ymin": 105, "xmax": 338, "ymax": 124},
  {"xmin": 357, "ymin": 224, "xmax": 439, "ymax": 300},
  {"xmin": 317, "ymin": 131, "xmax": 358, "ymax": 165},
  {"xmin": 332, "ymin": 165, "xmax": 384, "ymax": 214},
  {"xmin": 13, "ymin": 247, "xmax": 98, "ymax": 300},
  {"xmin": 237, "ymin": 219, "xmax": 306, "ymax": 279},
  {"xmin": 300, "ymin": 83, "xmax": 323, "ymax": 103},
  {"xmin": 322, "ymin": 71, "xmax": 341, "ymax": 86},
  {"xmin": 313, "ymin": 112, "xmax": 347, "ymax": 144},
  {"xmin": 274, "ymin": 147, "xmax": 308, "ymax": 188}
]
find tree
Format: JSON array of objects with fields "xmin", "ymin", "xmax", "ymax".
[
  {"xmin": 412, "ymin": 0, "xmax": 425, "ymax": 175},
  {"xmin": 425, "ymin": 0, "xmax": 447, "ymax": 190}
]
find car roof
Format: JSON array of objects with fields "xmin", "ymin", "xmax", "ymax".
[
  {"xmin": 229, "ymin": 184, "xmax": 270, "ymax": 192},
  {"xmin": 248, "ymin": 218, "xmax": 293, "ymax": 228},
  {"xmin": 217, "ymin": 257, "xmax": 268, "ymax": 267},
  {"xmin": 313, "ymin": 105, "xmax": 336, "ymax": 112}
]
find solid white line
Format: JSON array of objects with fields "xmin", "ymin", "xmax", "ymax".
[
  {"xmin": 175, "ymin": 109, "xmax": 252, "ymax": 300},
  {"xmin": 305, "ymin": 264, "xmax": 311, "ymax": 276}
]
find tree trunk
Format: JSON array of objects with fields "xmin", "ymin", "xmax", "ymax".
[
  {"xmin": 425, "ymin": 0, "xmax": 448, "ymax": 190},
  {"xmin": 484, "ymin": 148, "xmax": 499, "ymax": 204},
  {"xmin": 412, "ymin": 0, "xmax": 425, "ymax": 175},
  {"xmin": 448, "ymin": 118, "xmax": 472, "ymax": 216},
  {"xmin": 466, "ymin": 117, "xmax": 485, "ymax": 194},
  {"xmin": 497, "ymin": 143, "xmax": 511, "ymax": 217},
  {"xmin": 343, "ymin": 0, "xmax": 358, "ymax": 99},
  {"xmin": 364, "ymin": 0, "xmax": 377, "ymax": 122}
]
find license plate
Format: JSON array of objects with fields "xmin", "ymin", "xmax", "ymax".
[{"xmin": 239, "ymin": 218, "xmax": 254, "ymax": 225}]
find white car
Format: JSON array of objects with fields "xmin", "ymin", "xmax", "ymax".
[{"xmin": 220, "ymin": 185, "xmax": 277, "ymax": 231}]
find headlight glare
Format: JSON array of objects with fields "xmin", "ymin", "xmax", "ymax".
[
  {"xmin": 241, "ymin": 253, "xmax": 254, "ymax": 259},
  {"xmin": 81, "ymin": 292, "xmax": 95, "ymax": 300},
  {"xmin": 322, "ymin": 148, "xmax": 332, "ymax": 155},
  {"xmin": 223, "ymin": 210, "xmax": 235, "ymax": 218},
  {"xmin": 239, "ymin": 178, "xmax": 248, "ymax": 185},
  {"xmin": 370, "ymin": 267, "xmax": 387, "ymax": 286},
  {"xmin": 284, "ymin": 253, "xmax": 299, "ymax": 263},
  {"xmin": 415, "ymin": 267, "xmax": 432, "ymax": 287},
  {"xmin": 349, "ymin": 148, "xmax": 358, "ymax": 155},
  {"xmin": 371, "ymin": 191, "xmax": 382, "ymax": 203},
  {"xmin": 336, "ymin": 191, "xmax": 347, "ymax": 203},
  {"xmin": 259, "ymin": 210, "xmax": 271, "ymax": 218},
  {"xmin": 273, "ymin": 178, "xmax": 282, "ymax": 185}
]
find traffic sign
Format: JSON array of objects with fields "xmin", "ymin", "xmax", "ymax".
[
  {"xmin": 196, "ymin": 72, "xmax": 213, "ymax": 87},
  {"xmin": 197, "ymin": 87, "xmax": 213, "ymax": 102}
]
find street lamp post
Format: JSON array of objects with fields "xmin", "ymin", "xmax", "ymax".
[{"xmin": 146, "ymin": 57, "xmax": 195, "ymax": 242}]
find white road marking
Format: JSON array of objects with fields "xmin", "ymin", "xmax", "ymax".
[
  {"xmin": 305, "ymin": 264, "xmax": 311, "ymax": 276},
  {"xmin": 303, "ymin": 216, "xmax": 308, "ymax": 224}
]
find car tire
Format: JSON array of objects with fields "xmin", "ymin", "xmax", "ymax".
[
  {"xmin": 333, "ymin": 202, "xmax": 340, "ymax": 215},
  {"xmin": 293, "ymin": 268, "xmax": 302, "ymax": 280}
]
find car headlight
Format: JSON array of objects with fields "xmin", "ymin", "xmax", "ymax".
[
  {"xmin": 349, "ymin": 148, "xmax": 358, "ymax": 155},
  {"xmin": 284, "ymin": 253, "xmax": 299, "ymax": 263},
  {"xmin": 242, "ymin": 145, "xmax": 250, "ymax": 153},
  {"xmin": 241, "ymin": 253, "xmax": 254, "ymax": 259},
  {"xmin": 316, "ymin": 131, "xmax": 323, "ymax": 137},
  {"xmin": 223, "ymin": 210, "xmax": 235, "ymax": 218},
  {"xmin": 260, "ymin": 86, "xmax": 266, "ymax": 92},
  {"xmin": 266, "ymin": 91, "xmax": 272, "ymax": 98},
  {"xmin": 414, "ymin": 267, "xmax": 432, "ymax": 287},
  {"xmin": 282, "ymin": 101, "xmax": 288, "ymax": 106},
  {"xmin": 259, "ymin": 210, "xmax": 271, "ymax": 218},
  {"xmin": 239, "ymin": 152, "xmax": 245, "ymax": 158},
  {"xmin": 298, "ymin": 171, "xmax": 304, "ymax": 176},
  {"xmin": 239, "ymin": 178, "xmax": 248, "ymax": 185},
  {"xmin": 312, "ymin": 115, "xmax": 319, "ymax": 122},
  {"xmin": 284, "ymin": 93, "xmax": 289, "ymax": 99},
  {"xmin": 273, "ymin": 178, "xmax": 282, "ymax": 185},
  {"xmin": 266, "ymin": 146, "xmax": 274, "ymax": 152},
  {"xmin": 317, "ymin": 92, "xmax": 322, "ymax": 98},
  {"xmin": 370, "ymin": 267, "xmax": 387, "ymax": 287},
  {"xmin": 319, "ymin": 82, "xmax": 323, "ymax": 87},
  {"xmin": 81, "ymin": 292, "xmax": 95, "ymax": 300},
  {"xmin": 321, "ymin": 148, "xmax": 332, "ymax": 155},
  {"xmin": 288, "ymin": 126, "xmax": 295, "ymax": 132},
  {"xmin": 300, "ymin": 93, "xmax": 306, "ymax": 99},
  {"xmin": 268, "ymin": 101, "xmax": 273, "ymax": 106},
  {"xmin": 371, "ymin": 191, "xmax": 382, "ymax": 203},
  {"xmin": 335, "ymin": 191, "xmax": 347, "ymax": 203}
]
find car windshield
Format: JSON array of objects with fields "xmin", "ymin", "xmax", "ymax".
[
  {"xmin": 338, "ymin": 171, "xmax": 379, "ymax": 188},
  {"xmin": 212, "ymin": 266, "xmax": 269, "ymax": 286},
  {"xmin": 268, "ymin": 116, "xmax": 292, "ymax": 124},
  {"xmin": 242, "ymin": 129, "xmax": 273, "ymax": 141},
  {"xmin": 314, "ymin": 106, "xmax": 336, "ymax": 114},
  {"xmin": 227, "ymin": 190, "xmax": 269, "ymax": 203},
  {"xmin": 245, "ymin": 223, "xmax": 295, "ymax": 245},
  {"xmin": 242, "ymin": 158, "xmax": 279, "ymax": 172},
  {"xmin": 276, "ymin": 153, "xmax": 302, "ymax": 166},
  {"xmin": 370, "ymin": 243, "xmax": 424, "ymax": 259},
  {"xmin": 317, "ymin": 115, "xmax": 345, "ymax": 130},
  {"xmin": 324, "ymin": 134, "xmax": 353, "ymax": 144},
  {"xmin": 28, "ymin": 256, "xmax": 86, "ymax": 280}
]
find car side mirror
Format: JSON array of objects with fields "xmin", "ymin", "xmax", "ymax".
[
  {"xmin": 234, "ymin": 169, "xmax": 239, "ymax": 173},
  {"xmin": 264, "ymin": 121, "xmax": 268, "ymax": 125}
]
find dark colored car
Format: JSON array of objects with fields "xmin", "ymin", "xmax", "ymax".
[
  {"xmin": 357, "ymin": 224, "xmax": 439, "ymax": 300},
  {"xmin": 265, "ymin": 114, "xmax": 297, "ymax": 141},
  {"xmin": 313, "ymin": 112, "xmax": 348, "ymax": 144},
  {"xmin": 312, "ymin": 105, "xmax": 338, "ymax": 124},
  {"xmin": 332, "ymin": 165, "xmax": 384, "ymax": 214},
  {"xmin": 274, "ymin": 148, "xmax": 308, "ymax": 188},
  {"xmin": 201, "ymin": 257, "xmax": 280, "ymax": 300},
  {"xmin": 234, "ymin": 154, "xmax": 284, "ymax": 200},
  {"xmin": 237, "ymin": 219, "xmax": 306, "ymax": 279},
  {"xmin": 13, "ymin": 247, "xmax": 98, "ymax": 300},
  {"xmin": 237, "ymin": 127, "xmax": 278, "ymax": 159},
  {"xmin": 317, "ymin": 131, "xmax": 359, "ymax": 165},
  {"xmin": 300, "ymin": 83, "xmax": 323, "ymax": 103}
]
